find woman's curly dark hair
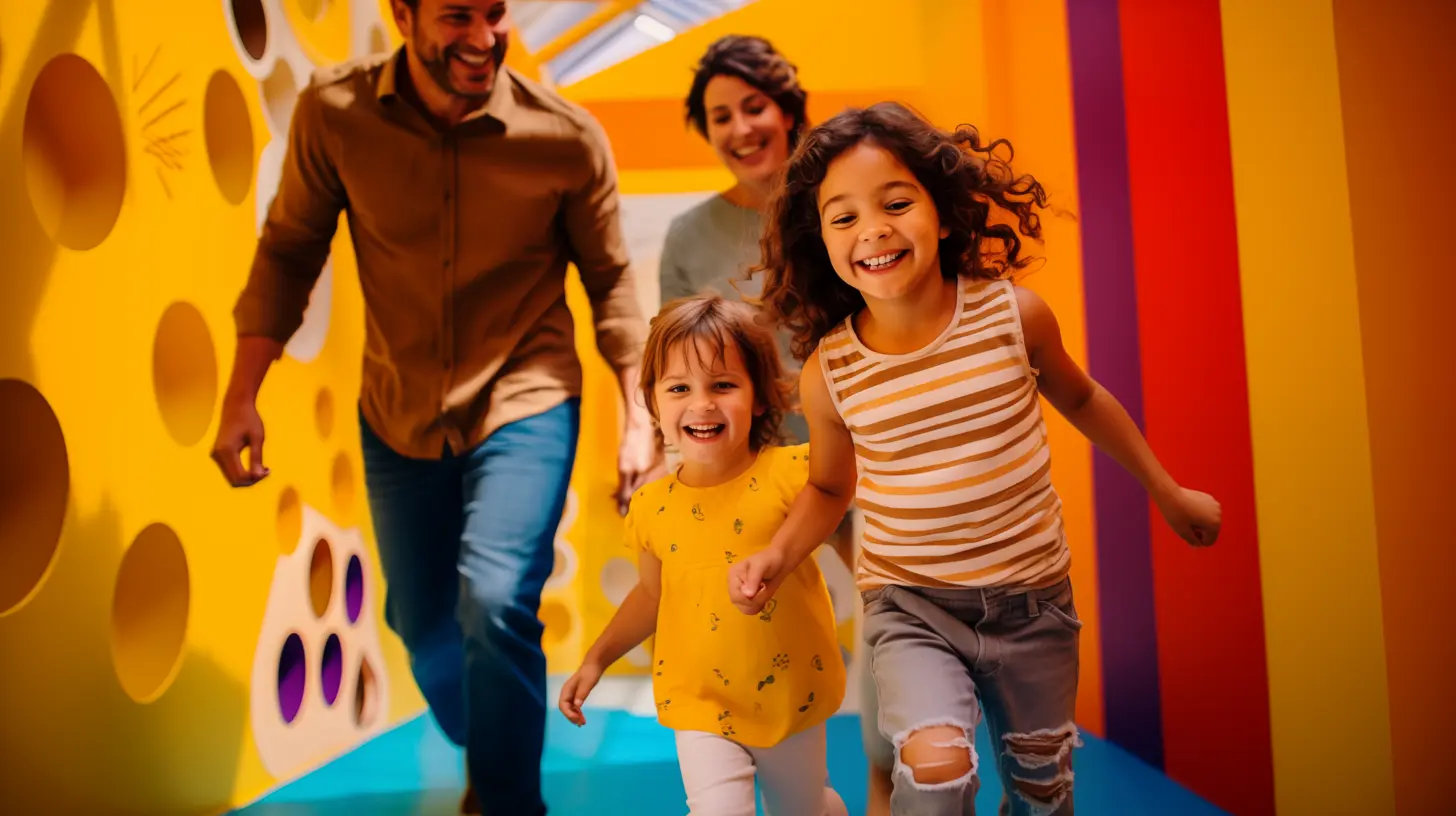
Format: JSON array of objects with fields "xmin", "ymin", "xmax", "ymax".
[
  {"xmin": 750, "ymin": 101, "xmax": 1050, "ymax": 361},
  {"xmin": 685, "ymin": 35, "xmax": 809, "ymax": 149}
]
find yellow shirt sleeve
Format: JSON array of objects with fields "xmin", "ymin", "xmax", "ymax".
[
  {"xmin": 622, "ymin": 487, "xmax": 653, "ymax": 556},
  {"xmin": 773, "ymin": 443, "xmax": 811, "ymax": 501}
]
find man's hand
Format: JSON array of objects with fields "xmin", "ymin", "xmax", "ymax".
[
  {"xmin": 617, "ymin": 419, "xmax": 664, "ymax": 516},
  {"xmin": 211, "ymin": 394, "xmax": 270, "ymax": 487},
  {"xmin": 727, "ymin": 546, "xmax": 787, "ymax": 615}
]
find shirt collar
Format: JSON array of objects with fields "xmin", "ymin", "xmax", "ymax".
[{"xmin": 375, "ymin": 46, "xmax": 515, "ymax": 128}]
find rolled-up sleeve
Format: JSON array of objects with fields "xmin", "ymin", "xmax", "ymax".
[
  {"xmin": 233, "ymin": 80, "xmax": 345, "ymax": 343},
  {"xmin": 562, "ymin": 115, "xmax": 647, "ymax": 370}
]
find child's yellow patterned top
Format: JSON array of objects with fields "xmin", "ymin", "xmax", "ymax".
[{"xmin": 624, "ymin": 444, "xmax": 846, "ymax": 748}]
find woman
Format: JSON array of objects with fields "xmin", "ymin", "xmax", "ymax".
[
  {"xmin": 657, "ymin": 34, "xmax": 894, "ymax": 816},
  {"xmin": 659, "ymin": 34, "xmax": 808, "ymax": 445}
]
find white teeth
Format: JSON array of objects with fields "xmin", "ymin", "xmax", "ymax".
[
  {"xmin": 732, "ymin": 144, "xmax": 764, "ymax": 158},
  {"xmin": 860, "ymin": 250, "xmax": 906, "ymax": 269},
  {"xmin": 456, "ymin": 53, "xmax": 488, "ymax": 67}
]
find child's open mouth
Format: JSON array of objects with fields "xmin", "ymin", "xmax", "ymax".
[
  {"xmin": 857, "ymin": 250, "xmax": 907, "ymax": 272},
  {"xmin": 684, "ymin": 423, "xmax": 725, "ymax": 440}
]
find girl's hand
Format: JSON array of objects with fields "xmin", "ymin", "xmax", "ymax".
[
  {"xmin": 728, "ymin": 546, "xmax": 786, "ymax": 615},
  {"xmin": 558, "ymin": 662, "xmax": 604, "ymax": 726},
  {"xmin": 1157, "ymin": 487, "xmax": 1222, "ymax": 547}
]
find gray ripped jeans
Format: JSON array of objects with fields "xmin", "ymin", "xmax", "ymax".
[{"xmin": 861, "ymin": 577, "xmax": 1083, "ymax": 816}]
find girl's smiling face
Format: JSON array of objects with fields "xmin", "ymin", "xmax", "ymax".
[
  {"xmin": 653, "ymin": 335, "xmax": 762, "ymax": 480},
  {"xmin": 816, "ymin": 141, "xmax": 950, "ymax": 305}
]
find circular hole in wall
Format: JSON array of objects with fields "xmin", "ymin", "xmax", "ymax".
[
  {"xmin": 261, "ymin": 57, "xmax": 298, "ymax": 134},
  {"xmin": 345, "ymin": 554, "xmax": 363, "ymax": 623},
  {"xmin": 152, "ymin": 302, "xmax": 219, "ymax": 447},
  {"xmin": 309, "ymin": 537, "xmax": 333, "ymax": 618},
  {"xmin": 231, "ymin": 0, "xmax": 268, "ymax": 61},
  {"xmin": 203, "ymin": 70, "xmax": 253, "ymax": 206},
  {"xmin": 547, "ymin": 543, "xmax": 572, "ymax": 585},
  {"xmin": 23, "ymin": 53, "xmax": 126, "ymax": 251},
  {"xmin": 539, "ymin": 599, "xmax": 571, "ymax": 648},
  {"xmin": 331, "ymin": 452, "xmax": 354, "ymax": 516},
  {"xmin": 278, "ymin": 632, "xmax": 307, "ymax": 724},
  {"xmin": 353, "ymin": 655, "xmax": 379, "ymax": 728},
  {"xmin": 321, "ymin": 632, "xmax": 343, "ymax": 706},
  {"xmin": 297, "ymin": 0, "xmax": 329, "ymax": 22},
  {"xmin": 277, "ymin": 486, "xmax": 302, "ymax": 554},
  {"xmin": 369, "ymin": 24, "xmax": 389, "ymax": 55},
  {"xmin": 0, "ymin": 380, "xmax": 70, "ymax": 616},
  {"xmin": 314, "ymin": 388, "xmax": 334, "ymax": 440},
  {"xmin": 111, "ymin": 523, "xmax": 190, "ymax": 703},
  {"xmin": 599, "ymin": 558, "xmax": 637, "ymax": 607}
]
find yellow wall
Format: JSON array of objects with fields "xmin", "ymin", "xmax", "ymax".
[
  {"xmin": 1219, "ymin": 1, "xmax": 1394, "ymax": 812},
  {"xmin": 2, "ymin": 0, "xmax": 435, "ymax": 810}
]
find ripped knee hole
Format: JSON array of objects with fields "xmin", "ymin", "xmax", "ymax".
[
  {"xmin": 898, "ymin": 724, "xmax": 976, "ymax": 787},
  {"xmin": 1003, "ymin": 723, "xmax": 1082, "ymax": 810}
]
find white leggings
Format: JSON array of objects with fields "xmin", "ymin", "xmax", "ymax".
[{"xmin": 674, "ymin": 724, "xmax": 848, "ymax": 816}]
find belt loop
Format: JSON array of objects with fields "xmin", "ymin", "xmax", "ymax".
[{"xmin": 1026, "ymin": 590, "xmax": 1039, "ymax": 618}]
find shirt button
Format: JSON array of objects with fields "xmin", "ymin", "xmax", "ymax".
[{"xmin": 444, "ymin": 190, "xmax": 451, "ymax": 202}]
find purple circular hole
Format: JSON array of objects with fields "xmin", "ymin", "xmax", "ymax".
[
  {"xmin": 345, "ymin": 555, "xmax": 363, "ymax": 624},
  {"xmin": 277, "ymin": 633, "xmax": 306, "ymax": 724},
  {"xmin": 321, "ymin": 633, "xmax": 343, "ymax": 706}
]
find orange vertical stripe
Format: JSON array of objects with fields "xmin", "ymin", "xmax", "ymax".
[
  {"xmin": 1332, "ymin": 2, "xmax": 1456, "ymax": 812},
  {"xmin": 981, "ymin": 0, "xmax": 1105, "ymax": 738}
]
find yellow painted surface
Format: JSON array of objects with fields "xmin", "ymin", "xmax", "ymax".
[
  {"xmin": 563, "ymin": 0, "xmax": 929, "ymax": 103},
  {"xmin": 0, "ymin": 0, "xmax": 606, "ymax": 810},
  {"xmin": 1219, "ymin": 1, "xmax": 1394, "ymax": 812},
  {"xmin": 620, "ymin": 167, "xmax": 737, "ymax": 196}
]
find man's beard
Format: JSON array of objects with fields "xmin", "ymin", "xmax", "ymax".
[{"xmin": 416, "ymin": 36, "xmax": 509, "ymax": 101}]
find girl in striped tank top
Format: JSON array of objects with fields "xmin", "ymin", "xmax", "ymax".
[{"xmin": 726, "ymin": 102, "xmax": 1223, "ymax": 815}]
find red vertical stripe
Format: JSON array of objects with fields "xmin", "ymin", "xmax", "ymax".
[{"xmin": 1117, "ymin": 2, "xmax": 1274, "ymax": 814}]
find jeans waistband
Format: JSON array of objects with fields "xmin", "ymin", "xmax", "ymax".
[{"xmin": 863, "ymin": 574, "xmax": 1071, "ymax": 606}]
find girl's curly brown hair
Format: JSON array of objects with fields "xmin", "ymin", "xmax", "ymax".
[
  {"xmin": 750, "ymin": 101, "xmax": 1051, "ymax": 361},
  {"xmin": 639, "ymin": 294, "xmax": 792, "ymax": 452}
]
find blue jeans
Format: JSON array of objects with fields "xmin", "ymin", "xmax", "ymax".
[{"xmin": 359, "ymin": 399, "xmax": 580, "ymax": 816}]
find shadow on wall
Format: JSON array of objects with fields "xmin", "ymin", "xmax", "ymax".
[
  {"xmin": 0, "ymin": 498, "xmax": 248, "ymax": 813},
  {"xmin": 0, "ymin": 0, "xmax": 120, "ymax": 384},
  {"xmin": 1, "ymin": 6, "xmax": 246, "ymax": 809}
]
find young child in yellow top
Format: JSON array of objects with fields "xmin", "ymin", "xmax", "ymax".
[{"xmin": 558, "ymin": 294, "xmax": 848, "ymax": 816}]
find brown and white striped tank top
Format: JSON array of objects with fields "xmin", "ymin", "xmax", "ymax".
[{"xmin": 817, "ymin": 277, "xmax": 1069, "ymax": 591}]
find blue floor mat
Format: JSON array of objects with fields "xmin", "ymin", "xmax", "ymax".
[{"xmin": 234, "ymin": 712, "xmax": 1228, "ymax": 815}]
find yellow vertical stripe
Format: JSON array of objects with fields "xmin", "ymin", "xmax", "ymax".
[{"xmin": 1219, "ymin": 2, "xmax": 1394, "ymax": 812}]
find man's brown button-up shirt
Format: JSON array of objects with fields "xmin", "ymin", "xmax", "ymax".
[{"xmin": 234, "ymin": 51, "xmax": 646, "ymax": 459}]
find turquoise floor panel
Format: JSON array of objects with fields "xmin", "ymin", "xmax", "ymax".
[{"xmin": 235, "ymin": 712, "xmax": 1228, "ymax": 815}]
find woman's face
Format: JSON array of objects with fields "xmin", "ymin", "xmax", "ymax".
[{"xmin": 703, "ymin": 74, "xmax": 794, "ymax": 190}]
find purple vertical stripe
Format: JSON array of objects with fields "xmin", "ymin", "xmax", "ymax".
[{"xmin": 1065, "ymin": 0, "xmax": 1164, "ymax": 769}]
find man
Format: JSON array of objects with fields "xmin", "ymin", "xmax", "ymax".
[{"xmin": 210, "ymin": 1, "xmax": 662, "ymax": 813}]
